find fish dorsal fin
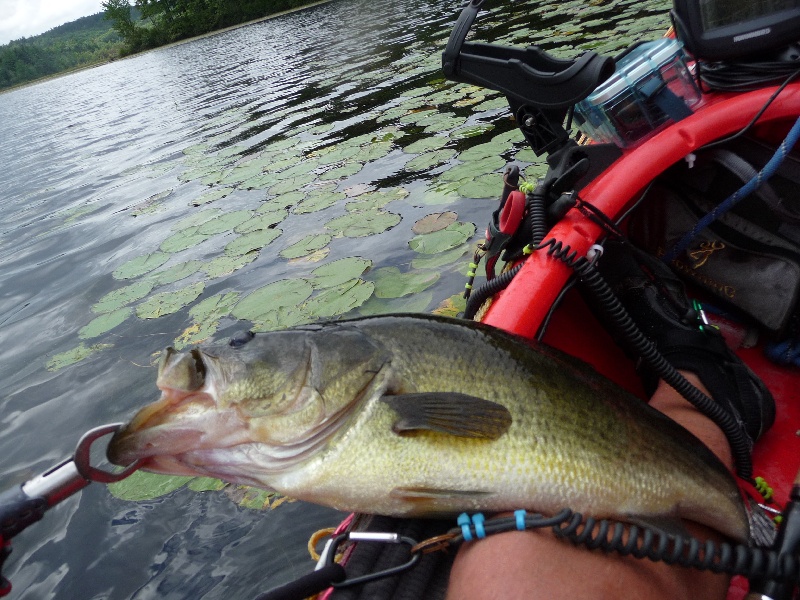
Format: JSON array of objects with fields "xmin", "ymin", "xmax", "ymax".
[{"xmin": 380, "ymin": 392, "xmax": 512, "ymax": 439}]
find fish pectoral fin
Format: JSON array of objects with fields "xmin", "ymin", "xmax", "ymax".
[
  {"xmin": 625, "ymin": 514, "xmax": 691, "ymax": 539},
  {"xmin": 380, "ymin": 392, "xmax": 512, "ymax": 440}
]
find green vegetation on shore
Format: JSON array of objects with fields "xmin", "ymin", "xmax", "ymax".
[
  {"xmin": 0, "ymin": 0, "xmax": 320, "ymax": 92},
  {"xmin": 0, "ymin": 13, "xmax": 124, "ymax": 90}
]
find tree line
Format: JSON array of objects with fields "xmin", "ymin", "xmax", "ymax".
[
  {"xmin": 0, "ymin": 13, "xmax": 124, "ymax": 90},
  {"xmin": 0, "ymin": 0, "xmax": 319, "ymax": 91},
  {"xmin": 102, "ymin": 0, "xmax": 319, "ymax": 55}
]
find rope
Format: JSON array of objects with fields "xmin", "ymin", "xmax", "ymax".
[{"xmin": 662, "ymin": 116, "xmax": 800, "ymax": 264}]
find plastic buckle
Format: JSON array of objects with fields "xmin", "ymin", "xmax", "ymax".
[{"xmin": 321, "ymin": 532, "xmax": 420, "ymax": 588}]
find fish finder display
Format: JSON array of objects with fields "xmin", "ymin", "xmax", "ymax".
[
  {"xmin": 701, "ymin": 0, "xmax": 797, "ymax": 30},
  {"xmin": 672, "ymin": 0, "xmax": 800, "ymax": 59}
]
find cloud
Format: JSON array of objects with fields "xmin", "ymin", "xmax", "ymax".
[{"xmin": 0, "ymin": 0, "xmax": 106, "ymax": 45}]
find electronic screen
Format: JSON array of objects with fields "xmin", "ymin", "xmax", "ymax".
[{"xmin": 672, "ymin": 0, "xmax": 800, "ymax": 60}]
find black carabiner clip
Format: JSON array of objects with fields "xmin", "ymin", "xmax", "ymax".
[{"xmin": 322, "ymin": 531, "xmax": 420, "ymax": 588}]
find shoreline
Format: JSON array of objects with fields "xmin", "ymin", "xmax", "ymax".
[{"xmin": 0, "ymin": 0, "xmax": 332, "ymax": 95}]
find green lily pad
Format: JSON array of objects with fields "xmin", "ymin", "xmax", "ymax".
[
  {"xmin": 92, "ymin": 281, "xmax": 155, "ymax": 314},
  {"xmin": 280, "ymin": 234, "xmax": 332, "ymax": 259},
  {"xmin": 204, "ymin": 252, "xmax": 259, "ymax": 278},
  {"xmin": 325, "ymin": 209, "xmax": 401, "ymax": 238},
  {"xmin": 345, "ymin": 188, "xmax": 409, "ymax": 212},
  {"xmin": 113, "ymin": 252, "xmax": 170, "ymax": 280},
  {"xmin": 265, "ymin": 191, "xmax": 305, "ymax": 210},
  {"xmin": 319, "ymin": 162, "xmax": 363, "ymax": 181},
  {"xmin": 432, "ymin": 293, "xmax": 467, "ymax": 318},
  {"xmin": 419, "ymin": 181, "xmax": 462, "ymax": 206},
  {"xmin": 405, "ymin": 149, "xmax": 457, "ymax": 171},
  {"xmin": 304, "ymin": 279, "xmax": 375, "ymax": 317},
  {"xmin": 171, "ymin": 208, "xmax": 224, "ymax": 231},
  {"xmin": 310, "ymin": 257, "xmax": 372, "ymax": 289},
  {"xmin": 149, "ymin": 260, "xmax": 203, "ymax": 286},
  {"xmin": 79, "ymin": 308, "xmax": 131, "ymax": 339},
  {"xmin": 197, "ymin": 210, "xmax": 253, "ymax": 235},
  {"xmin": 359, "ymin": 291, "xmax": 433, "ymax": 316},
  {"xmin": 108, "ymin": 471, "xmax": 194, "ymax": 501},
  {"xmin": 46, "ymin": 343, "xmax": 114, "ymax": 372},
  {"xmin": 359, "ymin": 141, "xmax": 394, "ymax": 162},
  {"xmin": 192, "ymin": 188, "xmax": 232, "ymax": 206},
  {"xmin": 187, "ymin": 477, "xmax": 227, "ymax": 492},
  {"xmin": 411, "ymin": 244, "xmax": 470, "ymax": 270},
  {"xmin": 456, "ymin": 174, "xmax": 502, "ymax": 199},
  {"xmin": 224, "ymin": 228, "xmax": 282, "ymax": 256},
  {"xmin": 450, "ymin": 123, "xmax": 496, "ymax": 139},
  {"xmin": 174, "ymin": 292, "xmax": 241, "ymax": 349},
  {"xmin": 409, "ymin": 222, "xmax": 476, "ymax": 254},
  {"xmin": 135, "ymin": 282, "xmax": 205, "ymax": 320},
  {"xmin": 232, "ymin": 279, "xmax": 314, "ymax": 323},
  {"xmin": 294, "ymin": 189, "xmax": 346, "ymax": 214},
  {"xmin": 268, "ymin": 176, "xmax": 308, "ymax": 196},
  {"xmin": 412, "ymin": 211, "xmax": 458, "ymax": 234},
  {"xmin": 160, "ymin": 228, "xmax": 213, "ymax": 253},
  {"xmin": 371, "ymin": 267, "xmax": 440, "ymax": 298},
  {"xmin": 403, "ymin": 137, "xmax": 449, "ymax": 154},
  {"xmin": 235, "ymin": 210, "xmax": 287, "ymax": 233},
  {"xmin": 440, "ymin": 157, "xmax": 504, "ymax": 182}
]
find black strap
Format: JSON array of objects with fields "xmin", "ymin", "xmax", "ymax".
[{"xmin": 253, "ymin": 563, "xmax": 346, "ymax": 600}]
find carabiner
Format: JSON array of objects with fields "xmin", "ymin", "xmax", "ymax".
[{"xmin": 320, "ymin": 531, "xmax": 420, "ymax": 588}]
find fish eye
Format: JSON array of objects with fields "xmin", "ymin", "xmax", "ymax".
[{"xmin": 229, "ymin": 330, "xmax": 255, "ymax": 348}]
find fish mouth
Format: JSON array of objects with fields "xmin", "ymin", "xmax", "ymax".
[{"xmin": 107, "ymin": 388, "xmax": 252, "ymax": 469}]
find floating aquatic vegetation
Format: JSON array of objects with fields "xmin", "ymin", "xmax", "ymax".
[
  {"xmin": 235, "ymin": 209, "xmax": 287, "ymax": 233},
  {"xmin": 409, "ymin": 221, "xmax": 476, "ymax": 254},
  {"xmin": 224, "ymin": 228, "xmax": 282, "ymax": 256},
  {"xmin": 305, "ymin": 279, "xmax": 375, "ymax": 317},
  {"xmin": 309, "ymin": 257, "xmax": 372, "ymax": 289},
  {"xmin": 196, "ymin": 210, "xmax": 253, "ymax": 236},
  {"xmin": 325, "ymin": 208, "xmax": 401, "ymax": 238},
  {"xmin": 359, "ymin": 291, "xmax": 433, "ymax": 315},
  {"xmin": 433, "ymin": 293, "xmax": 468, "ymax": 318},
  {"xmin": 92, "ymin": 281, "xmax": 155, "ymax": 314},
  {"xmin": 344, "ymin": 187, "xmax": 408, "ymax": 212},
  {"xmin": 203, "ymin": 252, "xmax": 258, "ymax": 278},
  {"xmin": 113, "ymin": 252, "xmax": 171, "ymax": 280},
  {"xmin": 78, "ymin": 308, "xmax": 131, "ymax": 339},
  {"xmin": 46, "ymin": 343, "xmax": 114, "ymax": 372},
  {"xmin": 403, "ymin": 136, "xmax": 450, "ymax": 154},
  {"xmin": 232, "ymin": 278, "xmax": 314, "ymax": 327},
  {"xmin": 135, "ymin": 282, "xmax": 205, "ymax": 320},
  {"xmin": 412, "ymin": 211, "xmax": 458, "ymax": 234},
  {"xmin": 174, "ymin": 291, "xmax": 240, "ymax": 349},
  {"xmin": 148, "ymin": 260, "xmax": 203, "ymax": 286},
  {"xmin": 293, "ymin": 188, "xmax": 346, "ymax": 214},
  {"xmin": 405, "ymin": 149, "xmax": 457, "ymax": 171},
  {"xmin": 191, "ymin": 187, "xmax": 232, "ymax": 206},
  {"xmin": 371, "ymin": 266, "xmax": 440, "ymax": 298},
  {"xmin": 280, "ymin": 233, "xmax": 332, "ymax": 259},
  {"xmin": 160, "ymin": 227, "xmax": 214, "ymax": 253}
]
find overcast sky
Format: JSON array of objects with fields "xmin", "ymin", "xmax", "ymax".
[{"xmin": 0, "ymin": 0, "xmax": 106, "ymax": 45}]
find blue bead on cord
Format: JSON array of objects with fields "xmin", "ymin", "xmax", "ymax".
[
  {"xmin": 472, "ymin": 513, "xmax": 486, "ymax": 539},
  {"xmin": 457, "ymin": 513, "xmax": 473, "ymax": 541},
  {"xmin": 514, "ymin": 509, "xmax": 527, "ymax": 531}
]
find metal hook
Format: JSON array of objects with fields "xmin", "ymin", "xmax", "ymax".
[
  {"xmin": 320, "ymin": 532, "xmax": 420, "ymax": 588},
  {"xmin": 73, "ymin": 423, "xmax": 142, "ymax": 484}
]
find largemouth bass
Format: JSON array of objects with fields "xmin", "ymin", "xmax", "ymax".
[{"xmin": 108, "ymin": 314, "xmax": 749, "ymax": 542}]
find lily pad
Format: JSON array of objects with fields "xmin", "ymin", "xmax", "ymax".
[
  {"xmin": 411, "ymin": 244, "xmax": 470, "ymax": 270},
  {"xmin": 232, "ymin": 279, "xmax": 314, "ymax": 323},
  {"xmin": 191, "ymin": 188, "xmax": 232, "ymax": 206},
  {"xmin": 79, "ymin": 308, "xmax": 131, "ymax": 339},
  {"xmin": 224, "ymin": 228, "xmax": 282, "ymax": 256},
  {"xmin": 196, "ymin": 210, "xmax": 253, "ymax": 236},
  {"xmin": 371, "ymin": 267, "xmax": 440, "ymax": 298},
  {"xmin": 46, "ymin": 343, "xmax": 114, "ymax": 371},
  {"xmin": 325, "ymin": 209, "xmax": 401, "ymax": 238},
  {"xmin": 310, "ymin": 257, "xmax": 372, "ymax": 289},
  {"xmin": 172, "ymin": 208, "xmax": 224, "ymax": 231},
  {"xmin": 204, "ymin": 252, "xmax": 259, "ymax": 278},
  {"xmin": 160, "ymin": 228, "xmax": 213, "ymax": 253},
  {"xmin": 433, "ymin": 293, "xmax": 467, "ymax": 318},
  {"xmin": 304, "ymin": 279, "xmax": 375, "ymax": 317},
  {"xmin": 113, "ymin": 252, "xmax": 170, "ymax": 280},
  {"xmin": 403, "ymin": 137, "xmax": 450, "ymax": 154},
  {"xmin": 412, "ymin": 211, "xmax": 458, "ymax": 234},
  {"xmin": 280, "ymin": 234, "xmax": 332, "ymax": 259},
  {"xmin": 409, "ymin": 222, "xmax": 476, "ymax": 254},
  {"xmin": 235, "ymin": 209, "xmax": 287, "ymax": 233},
  {"xmin": 92, "ymin": 281, "xmax": 155, "ymax": 314},
  {"xmin": 405, "ymin": 149, "xmax": 457, "ymax": 171},
  {"xmin": 135, "ymin": 282, "xmax": 205, "ymax": 320},
  {"xmin": 294, "ymin": 189, "xmax": 346, "ymax": 214},
  {"xmin": 345, "ymin": 188, "xmax": 408, "ymax": 212},
  {"xmin": 359, "ymin": 291, "xmax": 433, "ymax": 315},
  {"xmin": 319, "ymin": 162, "xmax": 363, "ymax": 181},
  {"xmin": 149, "ymin": 260, "xmax": 203, "ymax": 286},
  {"xmin": 456, "ymin": 174, "xmax": 502, "ymax": 199},
  {"xmin": 108, "ymin": 471, "xmax": 194, "ymax": 501}
]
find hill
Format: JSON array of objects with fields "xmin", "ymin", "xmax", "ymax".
[{"xmin": 0, "ymin": 12, "xmax": 123, "ymax": 91}]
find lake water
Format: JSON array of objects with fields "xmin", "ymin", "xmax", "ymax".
[{"xmin": 0, "ymin": 0, "xmax": 670, "ymax": 597}]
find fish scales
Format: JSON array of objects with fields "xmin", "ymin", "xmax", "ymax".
[{"xmin": 108, "ymin": 314, "xmax": 749, "ymax": 542}]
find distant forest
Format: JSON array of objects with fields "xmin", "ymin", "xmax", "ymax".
[{"xmin": 0, "ymin": 0, "xmax": 320, "ymax": 91}]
